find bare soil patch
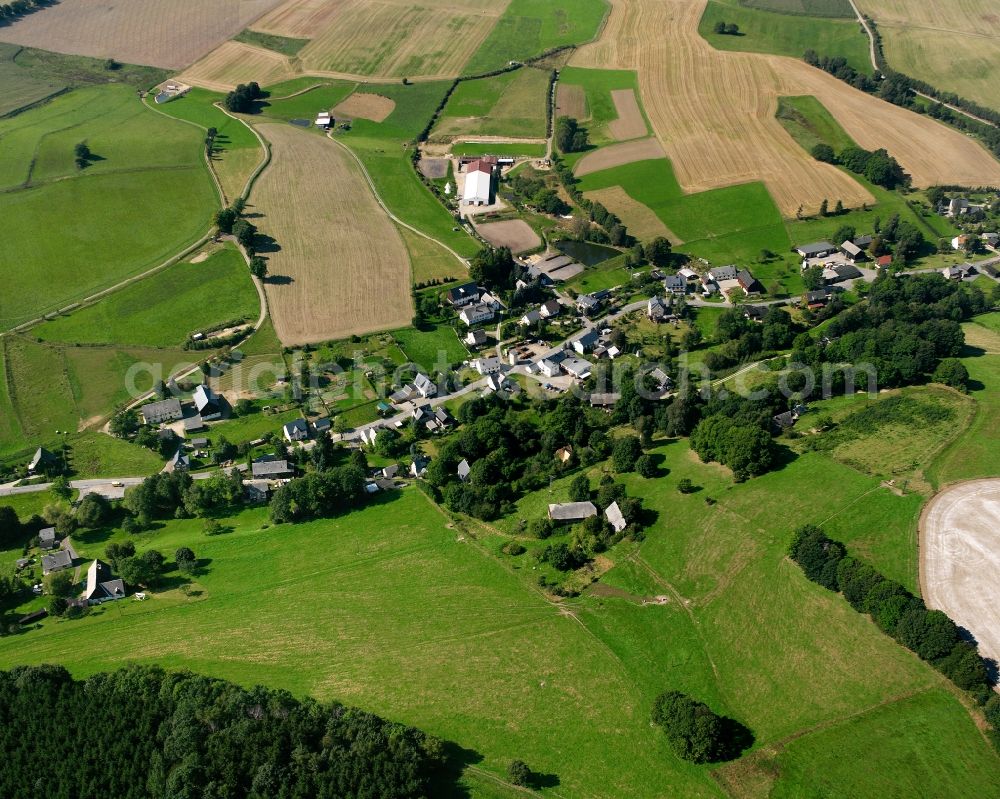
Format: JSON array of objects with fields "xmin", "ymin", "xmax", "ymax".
[
  {"xmin": 583, "ymin": 186, "xmax": 680, "ymax": 243},
  {"xmin": 556, "ymin": 83, "xmax": 588, "ymax": 120},
  {"xmin": 571, "ymin": 0, "xmax": 1000, "ymax": 216},
  {"xmin": 0, "ymin": 0, "xmax": 285, "ymax": 70},
  {"xmin": 573, "ymin": 137, "xmax": 665, "ymax": 177},
  {"xmin": 249, "ymin": 122, "xmax": 411, "ymax": 344},
  {"xmin": 920, "ymin": 478, "xmax": 1000, "ymax": 669},
  {"xmin": 474, "ymin": 219, "xmax": 541, "ymax": 253},
  {"xmin": 332, "ymin": 92, "xmax": 396, "ymax": 122},
  {"xmin": 607, "ymin": 89, "xmax": 647, "ymax": 140},
  {"xmin": 417, "ymin": 158, "xmax": 449, "ymax": 179}
]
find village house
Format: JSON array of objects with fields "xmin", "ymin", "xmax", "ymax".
[
  {"xmin": 554, "ymin": 446, "xmax": 573, "ymax": 463},
  {"xmin": 251, "ymin": 459, "xmax": 293, "ymax": 480},
  {"xmin": 576, "ymin": 294, "xmax": 600, "ymax": 314},
  {"xmin": 942, "ymin": 264, "xmax": 978, "ymax": 281},
  {"xmin": 647, "ymin": 296, "xmax": 668, "ymax": 322},
  {"xmin": 184, "ymin": 415, "xmax": 206, "ymax": 434},
  {"xmin": 139, "ymin": 397, "xmax": 182, "ymax": 425},
  {"xmin": 982, "ymin": 232, "xmax": 999, "ymax": 248},
  {"xmin": 589, "ymin": 392, "xmax": 620, "ymax": 408},
  {"xmin": 485, "ymin": 373, "xmax": 514, "ymax": 393},
  {"xmin": 548, "ymin": 501, "xmax": 597, "ymax": 523},
  {"xmin": 520, "ymin": 308, "xmax": 542, "ymax": 326},
  {"xmin": 678, "ymin": 267, "xmax": 699, "ymax": 282},
  {"xmin": 459, "ymin": 303, "xmax": 494, "ymax": 326},
  {"xmin": 410, "ymin": 456, "xmax": 430, "ymax": 478},
  {"xmin": 283, "ymin": 418, "xmax": 310, "ymax": 442},
  {"xmin": 737, "ymin": 269, "xmax": 764, "ymax": 295},
  {"xmin": 538, "ymin": 358, "xmax": 562, "ymax": 378},
  {"xmin": 445, "ymin": 282, "xmax": 481, "ymax": 307},
  {"xmin": 561, "ymin": 356, "xmax": 593, "ymax": 380},
  {"xmin": 38, "ymin": 527, "xmax": 57, "ymax": 550},
  {"xmin": 27, "ymin": 447, "xmax": 58, "ymax": 475},
  {"xmin": 539, "ymin": 299, "xmax": 562, "ymax": 319},
  {"xmin": 312, "ymin": 417, "xmax": 331, "ymax": 436},
  {"xmin": 824, "ymin": 263, "xmax": 863, "ymax": 284},
  {"xmin": 743, "ymin": 305, "xmax": 767, "ymax": 323},
  {"xmin": 84, "ymin": 559, "xmax": 126, "ymax": 605},
  {"xmin": 42, "ymin": 549, "xmax": 73, "ymax": 575},
  {"xmin": 572, "ymin": 328, "xmax": 600, "ymax": 354},
  {"xmin": 605, "ymin": 501, "xmax": 627, "ymax": 533},
  {"xmin": 457, "ymin": 459, "xmax": 471, "ymax": 481},
  {"xmin": 874, "ymin": 254, "xmax": 893, "ymax": 269},
  {"xmin": 804, "ymin": 288, "xmax": 833, "ymax": 309},
  {"xmin": 193, "ymin": 384, "xmax": 223, "ymax": 421},
  {"xmin": 951, "ymin": 235, "xmax": 969, "ymax": 251},
  {"xmin": 244, "ymin": 480, "xmax": 271, "ymax": 503},
  {"xmin": 472, "ymin": 356, "xmax": 502, "ymax": 375},
  {"xmin": 663, "ymin": 274, "xmax": 686, "ymax": 296},
  {"xmin": 464, "ymin": 328, "xmax": 488, "ymax": 347},
  {"xmin": 169, "ymin": 449, "xmax": 190, "ymax": 471}
]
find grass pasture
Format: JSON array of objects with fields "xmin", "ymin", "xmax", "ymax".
[
  {"xmin": 464, "ymin": 0, "xmax": 610, "ymax": 74},
  {"xmin": 249, "ymin": 122, "xmax": 412, "ymax": 344},
  {"xmin": 35, "ymin": 245, "xmax": 259, "ymax": 348},
  {"xmin": 233, "ymin": 28, "xmax": 309, "ymax": 56},
  {"xmin": 0, "ymin": 84, "xmax": 218, "ymax": 331},
  {"xmin": 432, "ymin": 67, "xmax": 551, "ymax": 140},
  {"xmin": 699, "ymin": 0, "xmax": 871, "ymax": 73},
  {"xmin": 451, "ymin": 141, "xmax": 546, "ymax": 157},
  {"xmin": 741, "ymin": 0, "xmax": 854, "ymax": 14},
  {"xmin": 401, "ymin": 228, "xmax": 466, "ymax": 285},
  {"xmin": 0, "ymin": 42, "xmax": 65, "ymax": 116},
  {"xmin": 0, "ymin": 0, "xmax": 285, "ymax": 70}
]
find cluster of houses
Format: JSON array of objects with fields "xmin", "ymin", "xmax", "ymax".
[
  {"xmin": 794, "ymin": 240, "xmax": 868, "ymax": 284},
  {"xmin": 547, "ymin": 499, "xmax": 628, "ymax": 533},
  {"xmin": 950, "ymin": 232, "xmax": 999, "ymax": 251},
  {"xmin": 139, "ymin": 384, "xmax": 225, "ymax": 435},
  {"xmin": 694, "ymin": 265, "xmax": 764, "ymax": 297},
  {"xmin": 446, "ymin": 281, "xmax": 504, "ymax": 327}
]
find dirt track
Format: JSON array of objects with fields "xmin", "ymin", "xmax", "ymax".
[
  {"xmin": 571, "ymin": 0, "xmax": 1000, "ymax": 216},
  {"xmin": 920, "ymin": 478, "xmax": 1000, "ymax": 670}
]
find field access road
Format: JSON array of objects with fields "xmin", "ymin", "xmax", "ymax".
[{"xmin": 920, "ymin": 478, "xmax": 1000, "ymax": 669}]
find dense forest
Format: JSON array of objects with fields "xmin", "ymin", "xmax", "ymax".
[{"xmin": 0, "ymin": 664, "xmax": 450, "ymax": 799}]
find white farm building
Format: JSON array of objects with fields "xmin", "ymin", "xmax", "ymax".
[{"xmin": 462, "ymin": 158, "xmax": 496, "ymax": 206}]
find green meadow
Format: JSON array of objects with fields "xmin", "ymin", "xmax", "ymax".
[
  {"xmin": 5, "ymin": 422, "xmax": 1000, "ymax": 795},
  {"xmin": 261, "ymin": 80, "xmax": 480, "ymax": 258},
  {"xmin": 433, "ymin": 67, "xmax": 551, "ymax": 139},
  {"xmin": 464, "ymin": 0, "xmax": 609, "ymax": 74},
  {"xmin": 233, "ymin": 29, "xmax": 309, "ymax": 56},
  {"xmin": 556, "ymin": 67, "xmax": 649, "ymax": 144},
  {"xmin": 0, "ymin": 84, "xmax": 219, "ymax": 330},
  {"xmin": 699, "ymin": 0, "xmax": 871, "ymax": 73},
  {"xmin": 392, "ymin": 325, "xmax": 469, "ymax": 370},
  {"xmin": 36, "ymin": 245, "xmax": 259, "ymax": 348}
]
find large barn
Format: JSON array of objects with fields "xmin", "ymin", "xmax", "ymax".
[{"xmin": 462, "ymin": 158, "xmax": 496, "ymax": 206}]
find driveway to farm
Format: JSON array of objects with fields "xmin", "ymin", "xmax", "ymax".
[{"xmin": 920, "ymin": 478, "xmax": 1000, "ymax": 670}]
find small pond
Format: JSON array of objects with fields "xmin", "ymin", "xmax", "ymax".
[{"xmin": 554, "ymin": 239, "xmax": 620, "ymax": 266}]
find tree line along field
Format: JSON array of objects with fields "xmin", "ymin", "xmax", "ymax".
[
  {"xmin": 857, "ymin": 0, "xmax": 1000, "ymax": 111},
  {"xmin": 0, "ymin": 84, "xmax": 220, "ymax": 331},
  {"xmin": 5, "ymin": 402, "xmax": 1000, "ymax": 796},
  {"xmin": 570, "ymin": 0, "xmax": 1000, "ymax": 218}
]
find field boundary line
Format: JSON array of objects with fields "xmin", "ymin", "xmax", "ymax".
[{"xmin": 324, "ymin": 130, "xmax": 469, "ymax": 267}]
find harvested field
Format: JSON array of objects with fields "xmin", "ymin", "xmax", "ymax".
[
  {"xmin": 583, "ymin": 186, "xmax": 679, "ymax": 242},
  {"xmin": 858, "ymin": 0, "xmax": 1000, "ymax": 110},
  {"xmin": 295, "ymin": 0, "xmax": 503, "ymax": 79},
  {"xmin": 249, "ymin": 123, "xmax": 411, "ymax": 344},
  {"xmin": 920, "ymin": 478, "xmax": 1000, "ymax": 668},
  {"xmin": 179, "ymin": 41, "xmax": 295, "ymax": 92},
  {"xmin": 251, "ymin": 0, "xmax": 349, "ymax": 38},
  {"xmin": 0, "ymin": 0, "xmax": 285, "ymax": 70},
  {"xmin": 474, "ymin": 219, "xmax": 541, "ymax": 253},
  {"xmin": 607, "ymin": 89, "xmax": 647, "ymax": 140},
  {"xmin": 556, "ymin": 83, "xmax": 588, "ymax": 120},
  {"xmin": 332, "ymin": 92, "xmax": 396, "ymax": 122},
  {"xmin": 573, "ymin": 137, "xmax": 665, "ymax": 177},
  {"xmin": 571, "ymin": 0, "xmax": 1000, "ymax": 216}
]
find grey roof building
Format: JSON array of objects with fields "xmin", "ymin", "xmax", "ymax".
[
  {"xmin": 38, "ymin": 527, "xmax": 57, "ymax": 550},
  {"xmin": 457, "ymin": 458, "xmax": 471, "ymax": 481},
  {"xmin": 84, "ymin": 559, "xmax": 126, "ymax": 604},
  {"xmin": 548, "ymin": 501, "xmax": 598, "ymax": 522},
  {"xmin": 42, "ymin": 549, "xmax": 73, "ymax": 575},
  {"xmin": 27, "ymin": 447, "xmax": 58, "ymax": 474},
  {"xmin": 251, "ymin": 459, "xmax": 293, "ymax": 479},
  {"xmin": 605, "ymin": 501, "xmax": 627, "ymax": 533},
  {"xmin": 140, "ymin": 397, "xmax": 183, "ymax": 425},
  {"xmin": 193, "ymin": 384, "xmax": 223, "ymax": 420}
]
